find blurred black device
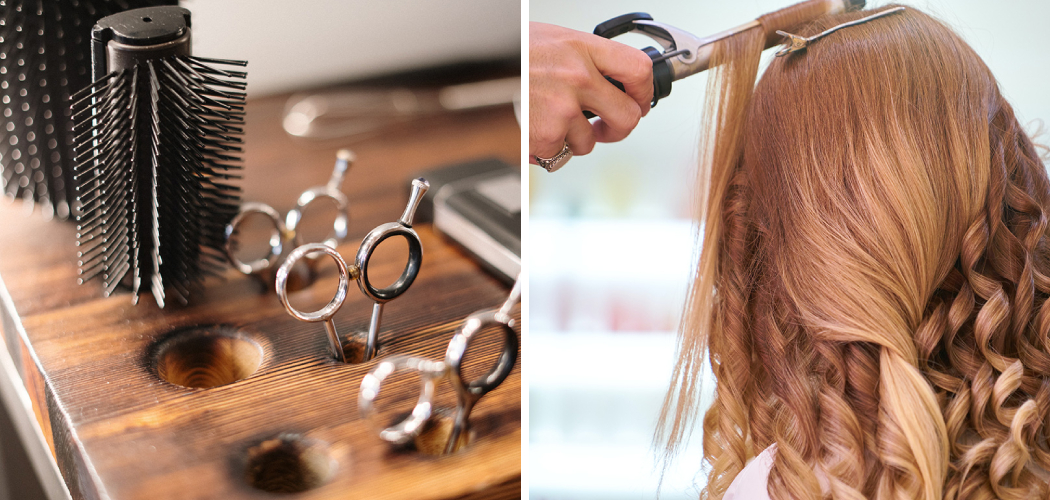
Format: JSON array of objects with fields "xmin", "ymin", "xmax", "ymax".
[{"xmin": 414, "ymin": 159, "xmax": 520, "ymax": 284}]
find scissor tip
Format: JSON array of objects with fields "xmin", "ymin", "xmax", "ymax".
[{"xmin": 337, "ymin": 149, "xmax": 356, "ymax": 162}]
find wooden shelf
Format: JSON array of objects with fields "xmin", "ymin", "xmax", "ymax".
[{"xmin": 0, "ymin": 92, "xmax": 521, "ymax": 500}]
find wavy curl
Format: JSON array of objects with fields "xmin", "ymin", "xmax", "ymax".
[{"xmin": 658, "ymin": 6, "xmax": 1050, "ymax": 499}]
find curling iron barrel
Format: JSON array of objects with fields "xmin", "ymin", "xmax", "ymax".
[{"xmin": 584, "ymin": 0, "xmax": 865, "ymax": 117}]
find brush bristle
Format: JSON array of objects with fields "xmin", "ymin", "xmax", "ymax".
[
  {"xmin": 0, "ymin": 0, "xmax": 177, "ymax": 219},
  {"xmin": 72, "ymin": 55, "xmax": 247, "ymax": 307}
]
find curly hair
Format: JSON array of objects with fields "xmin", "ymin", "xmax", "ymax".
[{"xmin": 658, "ymin": 5, "xmax": 1050, "ymax": 499}]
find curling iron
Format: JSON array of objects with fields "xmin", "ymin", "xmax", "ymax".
[{"xmin": 583, "ymin": 0, "xmax": 865, "ymax": 118}]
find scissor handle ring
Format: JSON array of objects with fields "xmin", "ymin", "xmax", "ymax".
[
  {"xmin": 285, "ymin": 187, "xmax": 350, "ymax": 250},
  {"xmin": 445, "ymin": 310, "xmax": 518, "ymax": 397},
  {"xmin": 358, "ymin": 355, "xmax": 446, "ymax": 445},
  {"xmin": 225, "ymin": 202, "xmax": 289, "ymax": 276},
  {"xmin": 355, "ymin": 222, "xmax": 423, "ymax": 303},
  {"xmin": 276, "ymin": 243, "xmax": 350, "ymax": 323}
]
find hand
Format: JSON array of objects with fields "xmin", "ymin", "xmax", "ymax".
[{"xmin": 529, "ymin": 22, "xmax": 654, "ymax": 164}]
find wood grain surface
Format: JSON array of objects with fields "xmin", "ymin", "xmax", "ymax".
[{"xmin": 0, "ymin": 89, "xmax": 521, "ymax": 499}]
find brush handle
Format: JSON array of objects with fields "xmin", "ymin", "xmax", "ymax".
[{"xmin": 91, "ymin": 6, "xmax": 192, "ymax": 80}]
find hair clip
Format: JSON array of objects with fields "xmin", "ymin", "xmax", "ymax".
[{"xmin": 775, "ymin": 6, "xmax": 906, "ymax": 57}]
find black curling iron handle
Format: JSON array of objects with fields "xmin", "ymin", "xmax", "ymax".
[{"xmin": 583, "ymin": 12, "xmax": 673, "ymax": 119}]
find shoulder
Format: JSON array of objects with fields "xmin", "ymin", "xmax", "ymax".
[{"xmin": 724, "ymin": 445, "xmax": 777, "ymax": 500}]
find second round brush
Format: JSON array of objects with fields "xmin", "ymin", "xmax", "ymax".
[
  {"xmin": 72, "ymin": 6, "xmax": 247, "ymax": 307},
  {"xmin": 0, "ymin": 0, "xmax": 179, "ymax": 218}
]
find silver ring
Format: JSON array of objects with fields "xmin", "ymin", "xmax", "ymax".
[
  {"xmin": 276, "ymin": 243, "xmax": 350, "ymax": 323},
  {"xmin": 535, "ymin": 143, "xmax": 572, "ymax": 173},
  {"xmin": 225, "ymin": 202, "xmax": 289, "ymax": 276},
  {"xmin": 445, "ymin": 310, "xmax": 518, "ymax": 397},
  {"xmin": 355, "ymin": 222, "xmax": 423, "ymax": 303},
  {"xmin": 285, "ymin": 187, "xmax": 350, "ymax": 250},
  {"xmin": 359, "ymin": 355, "xmax": 447, "ymax": 445}
]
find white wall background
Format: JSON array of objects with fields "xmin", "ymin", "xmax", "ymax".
[{"xmin": 182, "ymin": 0, "xmax": 521, "ymax": 95}]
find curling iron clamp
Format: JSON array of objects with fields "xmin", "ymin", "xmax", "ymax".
[{"xmin": 583, "ymin": 0, "xmax": 866, "ymax": 118}]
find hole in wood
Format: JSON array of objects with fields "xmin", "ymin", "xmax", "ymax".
[
  {"xmin": 340, "ymin": 330, "xmax": 371, "ymax": 364},
  {"xmin": 153, "ymin": 326, "xmax": 263, "ymax": 388},
  {"xmin": 412, "ymin": 411, "xmax": 471, "ymax": 455},
  {"xmin": 245, "ymin": 434, "xmax": 334, "ymax": 493}
]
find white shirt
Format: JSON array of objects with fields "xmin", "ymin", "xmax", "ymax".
[
  {"xmin": 723, "ymin": 442, "xmax": 1049, "ymax": 499},
  {"xmin": 724, "ymin": 445, "xmax": 777, "ymax": 500}
]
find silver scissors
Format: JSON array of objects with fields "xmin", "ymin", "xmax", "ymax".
[
  {"xmin": 224, "ymin": 149, "xmax": 353, "ymax": 282},
  {"xmin": 358, "ymin": 276, "xmax": 521, "ymax": 454},
  {"xmin": 275, "ymin": 178, "xmax": 429, "ymax": 363}
]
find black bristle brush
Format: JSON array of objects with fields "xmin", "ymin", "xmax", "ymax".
[
  {"xmin": 0, "ymin": 0, "xmax": 177, "ymax": 219},
  {"xmin": 71, "ymin": 6, "xmax": 246, "ymax": 307}
]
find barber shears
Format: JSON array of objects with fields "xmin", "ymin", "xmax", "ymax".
[
  {"xmin": 275, "ymin": 178, "xmax": 429, "ymax": 363},
  {"xmin": 358, "ymin": 276, "xmax": 520, "ymax": 454},
  {"xmin": 224, "ymin": 149, "xmax": 354, "ymax": 283}
]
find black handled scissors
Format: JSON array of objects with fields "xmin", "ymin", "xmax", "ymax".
[
  {"xmin": 358, "ymin": 276, "xmax": 521, "ymax": 454},
  {"xmin": 224, "ymin": 149, "xmax": 353, "ymax": 281},
  {"xmin": 275, "ymin": 178, "xmax": 429, "ymax": 363}
]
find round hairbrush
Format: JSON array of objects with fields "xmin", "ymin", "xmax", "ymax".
[
  {"xmin": 72, "ymin": 6, "xmax": 247, "ymax": 307},
  {"xmin": 0, "ymin": 0, "xmax": 178, "ymax": 219}
]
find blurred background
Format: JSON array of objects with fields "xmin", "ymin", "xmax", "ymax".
[
  {"xmin": 528, "ymin": 1, "xmax": 1050, "ymax": 499},
  {"xmin": 184, "ymin": 0, "xmax": 520, "ymax": 96}
]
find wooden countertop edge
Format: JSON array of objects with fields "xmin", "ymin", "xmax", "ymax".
[{"xmin": 0, "ymin": 272, "xmax": 74, "ymax": 500}]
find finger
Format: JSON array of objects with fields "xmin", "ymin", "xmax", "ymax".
[
  {"xmin": 579, "ymin": 78, "xmax": 642, "ymax": 143},
  {"xmin": 528, "ymin": 93, "xmax": 572, "ymax": 164},
  {"xmin": 531, "ymin": 129, "xmax": 568, "ymax": 164},
  {"xmin": 592, "ymin": 116, "xmax": 634, "ymax": 144},
  {"xmin": 585, "ymin": 36, "xmax": 654, "ymax": 116},
  {"xmin": 564, "ymin": 112, "xmax": 596, "ymax": 156}
]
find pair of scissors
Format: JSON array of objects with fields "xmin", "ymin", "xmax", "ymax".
[
  {"xmin": 275, "ymin": 178, "xmax": 429, "ymax": 363},
  {"xmin": 358, "ymin": 276, "xmax": 521, "ymax": 454},
  {"xmin": 224, "ymin": 149, "xmax": 353, "ymax": 283}
]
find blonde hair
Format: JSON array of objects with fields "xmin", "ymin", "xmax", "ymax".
[{"xmin": 659, "ymin": 6, "xmax": 1050, "ymax": 499}]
